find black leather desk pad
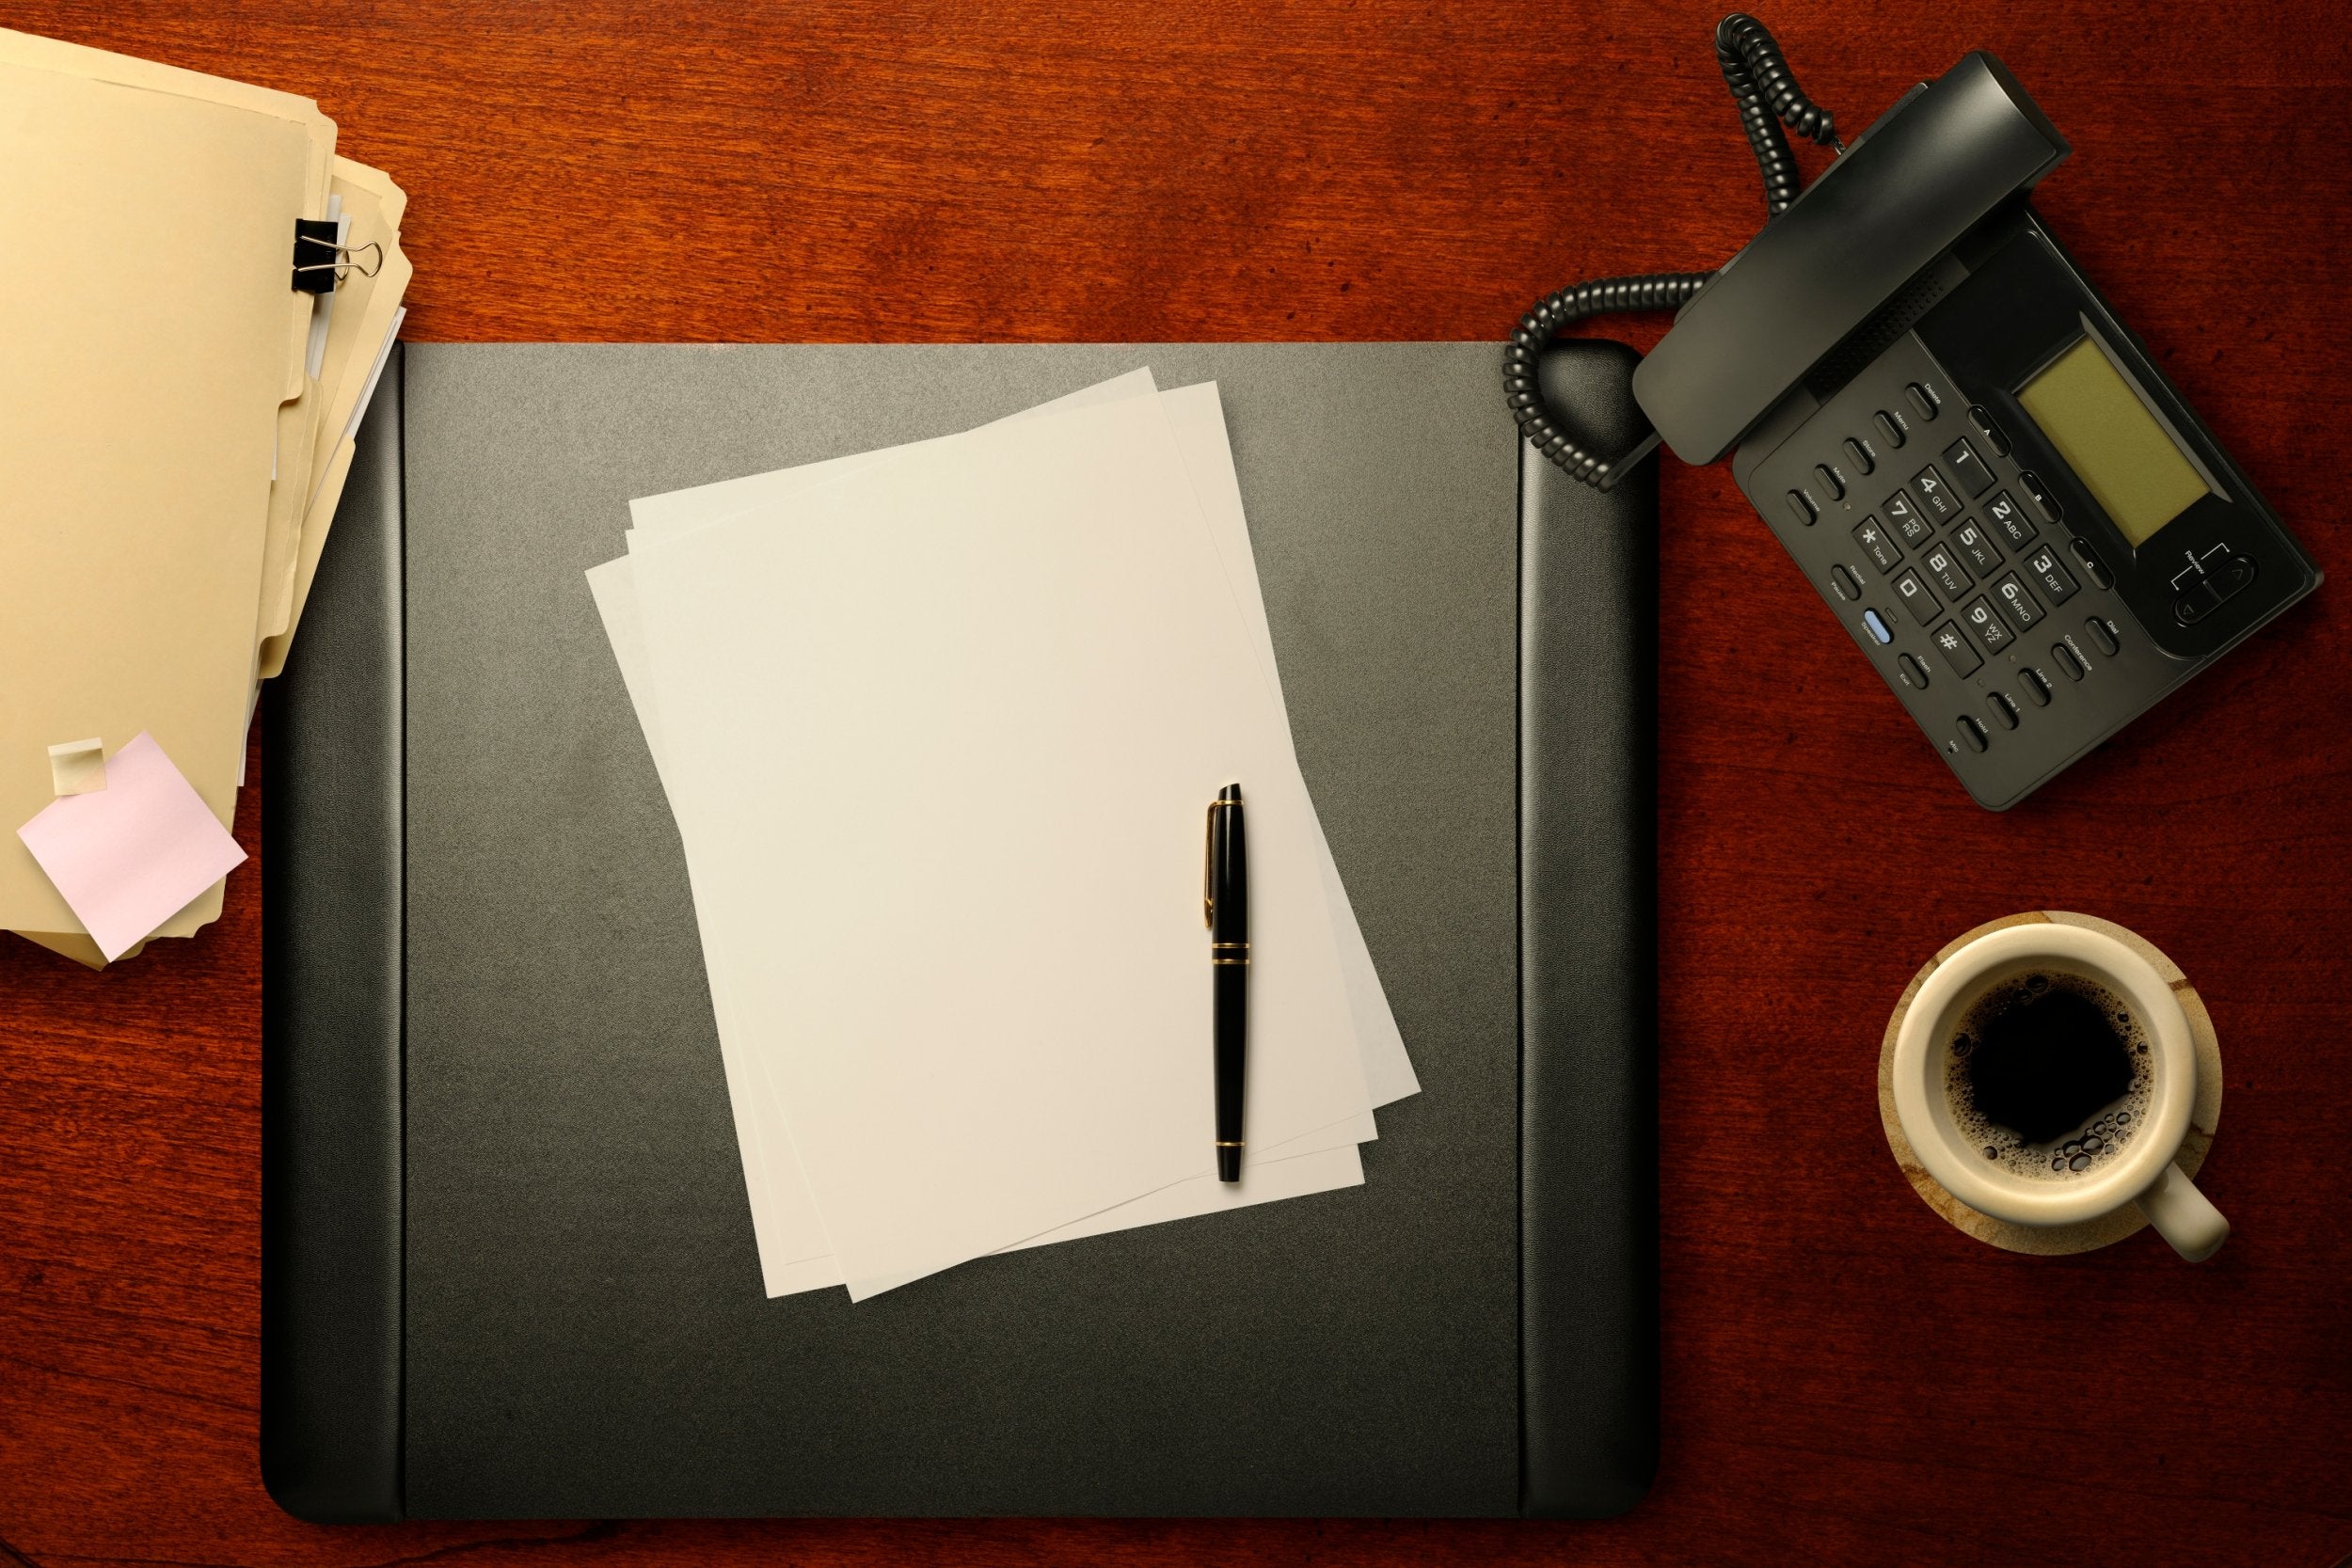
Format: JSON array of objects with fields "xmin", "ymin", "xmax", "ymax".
[{"xmin": 262, "ymin": 342, "xmax": 1654, "ymax": 1521}]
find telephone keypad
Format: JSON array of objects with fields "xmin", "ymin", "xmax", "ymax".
[
  {"xmin": 1883, "ymin": 492, "xmax": 1932, "ymax": 546},
  {"xmin": 1920, "ymin": 543, "xmax": 1973, "ymax": 600},
  {"xmin": 1951, "ymin": 518, "xmax": 2003, "ymax": 577},
  {"xmin": 1912, "ymin": 464, "xmax": 1958, "ymax": 520},
  {"xmin": 1852, "ymin": 516, "xmax": 1903, "ymax": 573}
]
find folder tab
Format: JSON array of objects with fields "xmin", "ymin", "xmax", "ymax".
[{"xmin": 47, "ymin": 738, "xmax": 105, "ymax": 797}]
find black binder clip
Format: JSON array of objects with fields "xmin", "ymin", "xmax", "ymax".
[{"xmin": 292, "ymin": 218, "xmax": 383, "ymax": 295}]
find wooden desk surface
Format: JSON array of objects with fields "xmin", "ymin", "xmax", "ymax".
[{"xmin": 3, "ymin": 2, "xmax": 2346, "ymax": 1561}]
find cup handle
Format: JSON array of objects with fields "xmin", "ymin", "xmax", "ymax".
[{"xmin": 2134, "ymin": 1162, "xmax": 2229, "ymax": 1262}]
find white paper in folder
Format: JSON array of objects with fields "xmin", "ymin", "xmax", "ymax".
[{"xmin": 608, "ymin": 377, "xmax": 1409, "ymax": 1299}]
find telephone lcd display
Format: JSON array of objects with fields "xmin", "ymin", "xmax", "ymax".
[{"xmin": 2016, "ymin": 335, "xmax": 2209, "ymax": 546}]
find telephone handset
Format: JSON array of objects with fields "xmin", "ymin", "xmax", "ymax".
[{"xmin": 1509, "ymin": 19, "xmax": 2320, "ymax": 810}]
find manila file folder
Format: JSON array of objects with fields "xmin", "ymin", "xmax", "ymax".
[{"xmin": 0, "ymin": 56, "xmax": 320, "ymax": 932}]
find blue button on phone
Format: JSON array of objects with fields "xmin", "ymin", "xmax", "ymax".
[{"xmin": 1862, "ymin": 609, "xmax": 1894, "ymax": 644}]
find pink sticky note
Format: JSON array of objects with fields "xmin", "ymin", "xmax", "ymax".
[{"xmin": 17, "ymin": 732, "xmax": 246, "ymax": 962}]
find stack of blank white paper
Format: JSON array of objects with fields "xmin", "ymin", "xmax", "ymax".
[{"xmin": 588, "ymin": 369, "xmax": 1418, "ymax": 1300}]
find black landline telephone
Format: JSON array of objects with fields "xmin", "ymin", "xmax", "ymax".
[{"xmin": 1506, "ymin": 17, "xmax": 2320, "ymax": 810}]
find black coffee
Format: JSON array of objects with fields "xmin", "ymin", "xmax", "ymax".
[{"xmin": 1946, "ymin": 971, "xmax": 2151, "ymax": 1180}]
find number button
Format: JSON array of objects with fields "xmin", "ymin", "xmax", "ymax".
[
  {"xmin": 1912, "ymin": 465, "xmax": 1958, "ymax": 520},
  {"xmin": 1962, "ymin": 595, "xmax": 2016, "ymax": 654},
  {"xmin": 2024, "ymin": 545, "xmax": 2081, "ymax": 605},
  {"xmin": 1851, "ymin": 516, "xmax": 1904, "ymax": 574},
  {"xmin": 1991, "ymin": 572, "xmax": 2044, "ymax": 631},
  {"xmin": 1952, "ymin": 517, "xmax": 2003, "ymax": 577},
  {"xmin": 1891, "ymin": 568, "xmax": 1942, "ymax": 626},
  {"xmin": 1921, "ymin": 543, "xmax": 1973, "ymax": 600},
  {"xmin": 1882, "ymin": 491, "xmax": 1932, "ymax": 546},
  {"xmin": 1931, "ymin": 621, "xmax": 1983, "ymax": 676},
  {"xmin": 1984, "ymin": 489, "xmax": 2037, "ymax": 550},
  {"xmin": 1942, "ymin": 436, "xmax": 1996, "ymax": 498}
]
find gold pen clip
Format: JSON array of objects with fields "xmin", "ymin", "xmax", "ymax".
[
  {"xmin": 1203, "ymin": 799, "xmax": 1217, "ymax": 929},
  {"xmin": 1203, "ymin": 789, "xmax": 1240, "ymax": 929}
]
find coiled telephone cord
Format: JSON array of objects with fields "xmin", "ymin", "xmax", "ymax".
[{"xmin": 1502, "ymin": 14, "xmax": 1838, "ymax": 489}]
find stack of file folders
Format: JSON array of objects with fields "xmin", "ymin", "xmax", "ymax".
[
  {"xmin": 1, "ymin": 32, "xmax": 410, "ymax": 968},
  {"xmin": 590, "ymin": 369, "xmax": 1421, "ymax": 1300}
]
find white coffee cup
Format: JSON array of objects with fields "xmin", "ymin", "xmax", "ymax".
[{"xmin": 1891, "ymin": 923, "xmax": 2228, "ymax": 1261}]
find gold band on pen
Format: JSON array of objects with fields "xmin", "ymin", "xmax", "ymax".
[
  {"xmin": 1212, "ymin": 958, "xmax": 1249, "ymax": 966},
  {"xmin": 1215, "ymin": 1141, "xmax": 1244, "ymax": 1148},
  {"xmin": 1211, "ymin": 942, "xmax": 1248, "ymax": 949}
]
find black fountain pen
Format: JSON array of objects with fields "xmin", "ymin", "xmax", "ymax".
[{"xmin": 1205, "ymin": 783, "xmax": 1248, "ymax": 1181}]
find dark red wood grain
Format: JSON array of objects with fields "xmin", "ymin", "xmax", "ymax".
[{"xmin": 2, "ymin": 3, "xmax": 2346, "ymax": 1562}]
